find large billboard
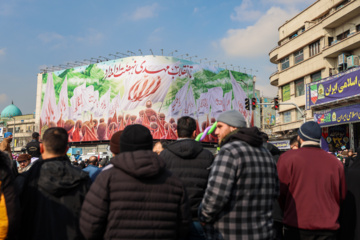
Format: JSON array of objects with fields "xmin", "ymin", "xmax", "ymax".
[{"xmin": 39, "ymin": 55, "xmax": 253, "ymax": 142}]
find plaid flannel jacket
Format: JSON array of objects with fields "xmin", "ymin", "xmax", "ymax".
[{"xmin": 200, "ymin": 140, "xmax": 279, "ymax": 240}]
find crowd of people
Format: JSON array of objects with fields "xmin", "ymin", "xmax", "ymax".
[{"xmin": 0, "ymin": 109, "xmax": 359, "ymax": 239}]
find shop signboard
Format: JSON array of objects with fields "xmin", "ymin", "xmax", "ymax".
[
  {"xmin": 269, "ymin": 140, "xmax": 290, "ymax": 150},
  {"xmin": 0, "ymin": 127, "xmax": 3, "ymax": 137},
  {"xmin": 306, "ymin": 68, "xmax": 360, "ymax": 109},
  {"xmin": 314, "ymin": 103, "xmax": 360, "ymax": 127},
  {"xmin": 38, "ymin": 55, "xmax": 253, "ymax": 142}
]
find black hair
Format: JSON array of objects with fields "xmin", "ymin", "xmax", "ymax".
[
  {"xmin": 42, "ymin": 127, "xmax": 68, "ymax": 155},
  {"xmin": 177, "ymin": 116, "xmax": 196, "ymax": 138},
  {"xmin": 290, "ymin": 135, "xmax": 299, "ymax": 146}
]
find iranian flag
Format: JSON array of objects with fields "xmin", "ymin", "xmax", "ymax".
[{"xmin": 310, "ymin": 85, "xmax": 318, "ymax": 104}]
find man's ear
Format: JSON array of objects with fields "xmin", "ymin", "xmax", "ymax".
[
  {"xmin": 40, "ymin": 143, "xmax": 44, "ymax": 154},
  {"xmin": 192, "ymin": 130, "xmax": 196, "ymax": 139}
]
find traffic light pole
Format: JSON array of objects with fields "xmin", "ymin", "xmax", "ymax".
[{"xmin": 257, "ymin": 102, "xmax": 306, "ymax": 123}]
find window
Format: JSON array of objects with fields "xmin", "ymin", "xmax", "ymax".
[
  {"xmin": 335, "ymin": 0, "xmax": 349, "ymax": 10},
  {"xmin": 311, "ymin": 71, "xmax": 322, "ymax": 82},
  {"xmin": 299, "ymin": 26, "xmax": 305, "ymax": 34},
  {"xmin": 295, "ymin": 78, "xmax": 305, "ymax": 97},
  {"xmin": 282, "ymin": 84, "xmax": 291, "ymax": 101},
  {"xmin": 297, "ymin": 107, "xmax": 305, "ymax": 120},
  {"xmin": 309, "ymin": 40, "xmax": 320, "ymax": 57},
  {"xmin": 357, "ymin": 24, "xmax": 360, "ymax": 32},
  {"xmin": 328, "ymin": 37, "xmax": 334, "ymax": 46},
  {"xmin": 289, "ymin": 33, "xmax": 298, "ymax": 40},
  {"xmin": 281, "ymin": 57, "xmax": 289, "ymax": 70},
  {"xmin": 283, "ymin": 111, "xmax": 292, "ymax": 123},
  {"xmin": 294, "ymin": 49, "xmax": 304, "ymax": 64},
  {"xmin": 337, "ymin": 30, "xmax": 350, "ymax": 41}
]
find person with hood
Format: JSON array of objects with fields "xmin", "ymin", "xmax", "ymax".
[
  {"xmin": 0, "ymin": 150, "xmax": 20, "ymax": 240},
  {"xmin": 15, "ymin": 127, "xmax": 90, "ymax": 240},
  {"xmin": 277, "ymin": 121, "xmax": 346, "ymax": 240},
  {"xmin": 160, "ymin": 116, "xmax": 214, "ymax": 240},
  {"xmin": 80, "ymin": 124, "xmax": 191, "ymax": 240},
  {"xmin": 199, "ymin": 110, "xmax": 279, "ymax": 240}
]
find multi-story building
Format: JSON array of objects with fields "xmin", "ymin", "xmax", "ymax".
[
  {"xmin": 0, "ymin": 103, "xmax": 36, "ymax": 153},
  {"xmin": 269, "ymin": 0, "xmax": 360, "ymax": 149}
]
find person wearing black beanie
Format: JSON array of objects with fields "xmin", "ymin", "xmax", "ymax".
[{"xmin": 80, "ymin": 124, "xmax": 191, "ymax": 239}]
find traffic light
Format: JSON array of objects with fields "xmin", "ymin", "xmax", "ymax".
[
  {"xmin": 245, "ymin": 98, "xmax": 250, "ymax": 110},
  {"xmin": 251, "ymin": 98, "xmax": 256, "ymax": 110},
  {"xmin": 274, "ymin": 97, "xmax": 279, "ymax": 110}
]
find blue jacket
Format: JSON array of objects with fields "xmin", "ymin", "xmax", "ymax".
[{"xmin": 83, "ymin": 165, "xmax": 101, "ymax": 182}]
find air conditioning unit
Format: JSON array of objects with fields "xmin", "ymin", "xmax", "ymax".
[
  {"xmin": 338, "ymin": 53, "xmax": 350, "ymax": 65},
  {"xmin": 347, "ymin": 55, "xmax": 359, "ymax": 69}
]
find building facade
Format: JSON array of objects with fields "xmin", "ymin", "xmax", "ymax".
[{"xmin": 269, "ymin": 0, "xmax": 360, "ymax": 143}]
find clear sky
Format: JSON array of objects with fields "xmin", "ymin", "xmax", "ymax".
[{"xmin": 0, "ymin": 0, "xmax": 315, "ymax": 114}]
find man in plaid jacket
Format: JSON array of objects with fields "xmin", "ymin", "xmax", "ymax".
[{"xmin": 199, "ymin": 110, "xmax": 279, "ymax": 240}]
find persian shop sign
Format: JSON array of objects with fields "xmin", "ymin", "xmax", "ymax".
[
  {"xmin": 269, "ymin": 140, "xmax": 290, "ymax": 150},
  {"xmin": 314, "ymin": 103, "xmax": 360, "ymax": 127},
  {"xmin": 306, "ymin": 68, "xmax": 360, "ymax": 109}
]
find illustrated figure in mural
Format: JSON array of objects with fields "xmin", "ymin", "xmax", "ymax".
[
  {"xmin": 57, "ymin": 114, "xmax": 65, "ymax": 128},
  {"xmin": 97, "ymin": 122, "xmax": 107, "ymax": 140},
  {"xmin": 73, "ymin": 120, "xmax": 83, "ymax": 142},
  {"xmin": 64, "ymin": 119, "xmax": 75, "ymax": 142}
]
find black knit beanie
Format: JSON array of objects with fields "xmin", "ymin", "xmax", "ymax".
[{"xmin": 120, "ymin": 124, "xmax": 153, "ymax": 153}]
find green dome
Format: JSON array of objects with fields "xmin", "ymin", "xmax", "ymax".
[{"xmin": 1, "ymin": 104, "xmax": 22, "ymax": 118}]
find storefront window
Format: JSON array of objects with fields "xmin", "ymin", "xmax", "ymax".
[
  {"xmin": 295, "ymin": 78, "xmax": 304, "ymax": 97},
  {"xmin": 283, "ymin": 111, "xmax": 292, "ymax": 123},
  {"xmin": 282, "ymin": 84, "xmax": 291, "ymax": 101}
]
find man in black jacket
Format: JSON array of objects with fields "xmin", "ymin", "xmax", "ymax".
[
  {"xmin": 25, "ymin": 132, "xmax": 41, "ymax": 158},
  {"xmin": 160, "ymin": 116, "xmax": 214, "ymax": 240},
  {"xmin": 16, "ymin": 127, "xmax": 90, "ymax": 240}
]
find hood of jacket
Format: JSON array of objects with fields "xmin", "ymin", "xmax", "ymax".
[
  {"xmin": 165, "ymin": 139, "xmax": 204, "ymax": 159},
  {"xmin": 221, "ymin": 127, "xmax": 263, "ymax": 148},
  {"xmin": 111, "ymin": 150, "xmax": 166, "ymax": 179},
  {"xmin": 37, "ymin": 156, "xmax": 89, "ymax": 197}
]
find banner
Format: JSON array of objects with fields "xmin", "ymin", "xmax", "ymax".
[
  {"xmin": 39, "ymin": 55, "xmax": 253, "ymax": 142},
  {"xmin": 306, "ymin": 68, "xmax": 360, "ymax": 109},
  {"xmin": 269, "ymin": 140, "xmax": 290, "ymax": 150},
  {"xmin": 314, "ymin": 103, "xmax": 360, "ymax": 127}
]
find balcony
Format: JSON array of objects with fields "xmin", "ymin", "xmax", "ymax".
[
  {"xmin": 323, "ymin": 31, "xmax": 360, "ymax": 58},
  {"xmin": 269, "ymin": 46, "xmax": 279, "ymax": 64},
  {"xmin": 269, "ymin": 70, "xmax": 279, "ymax": 86},
  {"xmin": 323, "ymin": 0, "xmax": 360, "ymax": 29}
]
